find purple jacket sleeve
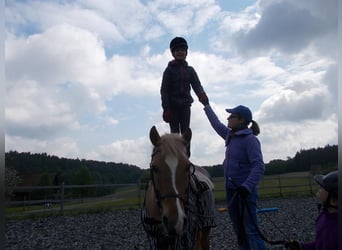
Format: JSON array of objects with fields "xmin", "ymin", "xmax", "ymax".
[
  {"xmin": 203, "ymin": 105, "xmax": 229, "ymax": 140},
  {"xmin": 301, "ymin": 211, "xmax": 338, "ymax": 250}
]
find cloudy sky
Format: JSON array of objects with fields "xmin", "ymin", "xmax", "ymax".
[{"xmin": 5, "ymin": 0, "xmax": 338, "ymax": 169}]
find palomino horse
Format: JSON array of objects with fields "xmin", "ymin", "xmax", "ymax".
[{"xmin": 141, "ymin": 126, "xmax": 215, "ymax": 250}]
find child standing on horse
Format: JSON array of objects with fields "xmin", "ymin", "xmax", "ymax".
[{"xmin": 160, "ymin": 37, "xmax": 209, "ymax": 156}]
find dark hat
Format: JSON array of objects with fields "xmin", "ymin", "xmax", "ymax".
[
  {"xmin": 170, "ymin": 37, "xmax": 188, "ymax": 51},
  {"xmin": 314, "ymin": 170, "xmax": 338, "ymax": 196},
  {"xmin": 226, "ymin": 105, "xmax": 252, "ymax": 122}
]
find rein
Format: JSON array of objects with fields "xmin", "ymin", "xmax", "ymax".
[{"xmin": 228, "ymin": 177, "xmax": 288, "ymax": 246}]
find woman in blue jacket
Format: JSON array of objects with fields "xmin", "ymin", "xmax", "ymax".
[{"xmin": 203, "ymin": 104, "xmax": 266, "ymax": 250}]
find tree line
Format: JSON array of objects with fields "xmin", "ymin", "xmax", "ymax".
[
  {"xmin": 5, "ymin": 144, "xmax": 337, "ymax": 189},
  {"xmin": 5, "ymin": 151, "xmax": 142, "ymax": 186},
  {"xmin": 264, "ymin": 144, "xmax": 337, "ymax": 175}
]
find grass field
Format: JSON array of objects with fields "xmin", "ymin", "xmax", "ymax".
[
  {"xmin": 212, "ymin": 172, "xmax": 318, "ymax": 203},
  {"xmin": 5, "ymin": 172, "xmax": 320, "ymax": 219}
]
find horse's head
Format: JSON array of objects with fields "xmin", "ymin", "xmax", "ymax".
[{"xmin": 149, "ymin": 125, "xmax": 192, "ymax": 236}]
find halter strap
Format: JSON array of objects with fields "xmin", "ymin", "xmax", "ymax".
[
  {"xmin": 149, "ymin": 163, "xmax": 191, "ymax": 206},
  {"xmin": 149, "ymin": 145, "xmax": 193, "ymax": 208}
]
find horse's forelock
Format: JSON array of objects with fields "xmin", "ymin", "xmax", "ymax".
[{"xmin": 159, "ymin": 134, "xmax": 188, "ymax": 159}]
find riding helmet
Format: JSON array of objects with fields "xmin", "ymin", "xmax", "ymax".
[
  {"xmin": 314, "ymin": 170, "xmax": 338, "ymax": 197},
  {"xmin": 170, "ymin": 37, "xmax": 188, "ymax": 52}
]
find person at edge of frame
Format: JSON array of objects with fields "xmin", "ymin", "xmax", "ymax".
[{"xmin": 284, "ymin": 170, "xmax": 338, "ymax": 250}]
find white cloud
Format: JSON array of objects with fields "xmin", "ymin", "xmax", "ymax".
[
  {"xmin": 243, "ymin": 0, "xmax": 336, "ymax": 56},
  {"xmin": 238, "ymin": 2, "xmax": 325, "ymax": 54},
  {"xmin": 104, "ymin": 116, "xmax": 119, "ymax": 126},
  {"xmin": 260, "ymin": 114, "xmax": 337, "ymax": 161},
  {"xmin": 88, "ymin": 136, "xmax": 151, "ymax": 168},
  {"xmin": 6, "ymin": 136, "xmax": 80, "ymax": 158},
  {"xmin": 80, "ymin": 0, "xmax": 151, "ymax": 40},
  {"xmin": 258, "ymin": 83, "xmax": 329, "ymax": 122},
  {"xmin": 5, "ymin": 79, "xmax": 79, "ymax": 139},
  {"xmin": 5, "ymin": 1, "xmax": 125, "ymax": 44},
  {"xmin": 6, "ymin": 24, "xmax": 107, "ymax": 86},
  {"xmin": 149, "ymin": 0, "xmax": 220, "ymax": 36},
  {"xmin": 4, "ymin": 0, "xmax": 337, "ymax": 169}
]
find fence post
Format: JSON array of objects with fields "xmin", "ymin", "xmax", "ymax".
[
  {"xmin": 309, "ymin": 176, "xmax": 313, "ymax": 196},
  {"xmin": 23, "ymin": 195, "xmax": 26, "ymax": 211},
  {"xmin": 60, "ymin": 182, "xmax": 64, "ymax": 215},
  {"xmin": 138, "ymin": 181, "xmax": 141, "ymax": 208},
  {"xmin": 278, "ymin": 176, "xmax": 283, "ymax": 197}
]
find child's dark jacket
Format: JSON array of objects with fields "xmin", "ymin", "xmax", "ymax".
[{"xmin": 161, "ymin": 60, "xmax": 205, "ymax": 109}]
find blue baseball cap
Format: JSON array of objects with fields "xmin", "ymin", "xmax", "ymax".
[{"xmin": 226, "ymin": 105, "xmax": 252, "ymax": 122}]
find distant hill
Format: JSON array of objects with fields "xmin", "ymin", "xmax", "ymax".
[{"xmin": 5, "ymin": 144, "xmax": 337, "ymax": 186}]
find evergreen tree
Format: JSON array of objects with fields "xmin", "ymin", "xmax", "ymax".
[
  {"xmin": 73, "ymin": 166, "xmax": 96, "ymax": 197},
  {"xmin": 5, "ymin": 166, "xmax": 22, "ymax": 199}
]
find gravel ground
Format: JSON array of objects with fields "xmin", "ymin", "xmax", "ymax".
[{"xmin": 5, "ymin": 197, "xmax": 318, "ymax": 250}]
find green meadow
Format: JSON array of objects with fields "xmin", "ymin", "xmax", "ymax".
[{"xmin": 6, "ymin": 172, "xmax": 319, "ymax": 219}]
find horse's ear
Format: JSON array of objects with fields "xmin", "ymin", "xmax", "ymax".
[
  {"xmin": 150, "ymin": 125, "xmax": 161, "ymax": 146},
  {"xmin": 182, "ymin": 127, "xmax": 192, "ymax": 144}
]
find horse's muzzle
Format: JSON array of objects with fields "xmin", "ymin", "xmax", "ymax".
[{"xmin": 163, "ymin": 215, "xmax": 185, "ymax": 236}]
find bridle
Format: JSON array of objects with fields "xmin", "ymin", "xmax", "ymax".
[
  {"xmin": 150, "ymin": 164, "xmax": 188, "ymax": 205},
  {"xmin": 149, "ymin": 148, "xmax": 193, "ymax": 208}
]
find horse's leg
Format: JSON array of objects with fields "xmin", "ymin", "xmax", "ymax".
[
  {"xmin": 195, "ymin": 230, "xmax": 202, "ymax": 250},
  {"xmin": 155, "ymin": 225, "xmax": 170, "ymax": 250},
  {"xmin": 157, "ymin": 236, "xmax": 178, "ymax": 250},
  {"xmin": 156, "ymin": 237, "xmax": 169, "ymax": 250},
  {"xmin": 196, "ymin": 228, "xmax": 211, "ymax": 250}
]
